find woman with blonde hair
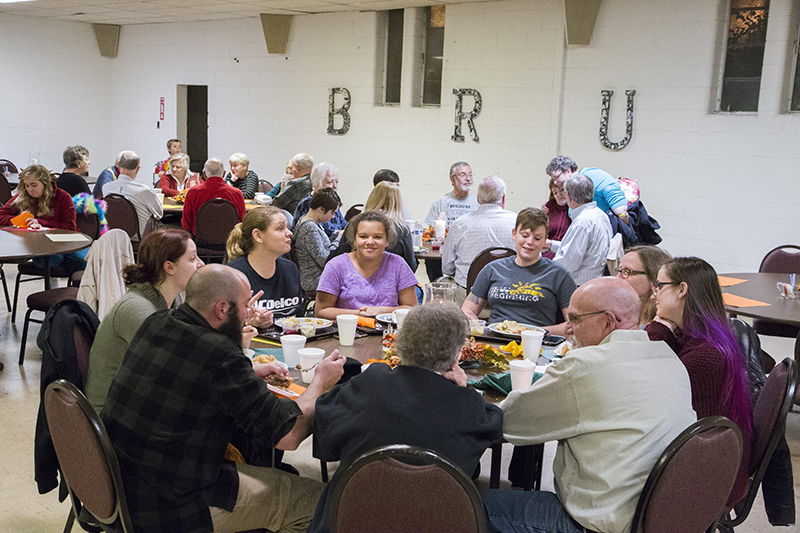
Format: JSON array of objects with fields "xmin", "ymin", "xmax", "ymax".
[
  {"xmin": 225, "ymin": 152, "xmax": 259, "ymax": 199},
  {"xmin": 227, "ymin": 206, "xmax": 303, "ymax": 323}
]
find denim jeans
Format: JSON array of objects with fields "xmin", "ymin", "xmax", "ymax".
[{"xmin": 482, "ymin": 489, "xmax": 586, "ymax": 533}]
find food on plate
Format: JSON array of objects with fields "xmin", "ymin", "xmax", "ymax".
[
  {"xmin": 459, "ymin": 337, "xmax": 512, "ymax": 370},
  {"xmin": 459, "ymin": 337, "xmax": 484, "ymax": 362},
  {"xmin": 253, "ymin": 353, "xmax": 277, "ymax": 364},
  {"xmin": 264, "ymin": 374, "xmax": 293, "ymax": 388},
  {"xmin": 500, "ymin": 340, "xmax": 523, "ymax": 358},
  {"xmin": 358, "ymin": 316, "xmax": 377, "ymax": 329},
  {"xmin": 172, "ymin": 189, "xmax": 188, "ymax": 203},
  {"xmin": 482, "ymin": 346, "xmax": 511, "ymax": 370},
  {"xmin": 495, "ymin": 320, "xmax": 534, "ymax": 335},
  {"xmin": 382, "ymin": 333, "xmax": 396, "ymax": 355},
  {"xmin": 281, "ymin": 316, "xmax": 300, "ymax": 334},
  {"xmin": 554, "ymin": 341, "xmax": 572, "ymax": 356},
  {"xmin": 365, "ymin": 355, "xmax": 401, "ymax": 368}
]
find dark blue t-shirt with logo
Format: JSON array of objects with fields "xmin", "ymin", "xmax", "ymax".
[{"xmin": 228, "ymin": 256, "xmax": 303, "ymax": 318}]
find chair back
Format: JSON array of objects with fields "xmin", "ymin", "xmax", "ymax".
[
  {"xmin": 759, "ymin": 245, "xmax": 800, "ymax": 274},
  {"xmin": 195, "ymin": 198, "xmax": 239, "ymax": 247},
  {"xmin": 631, "ymin": 416, "xmax": 743, "ymax": 533},
  {"xmin": 0, "ymin": 158, "xmax": 20, "ymax": 174},
  {"xmin": 44, "ymin": 380, "xmax": 134, "ymax": 532},
  {"xmin": 75, "ymin": 213, "xmax": 102, "ymax": 241},
  {"xmin": 259, "ymin": 180, "xmax": 273, "ymax": 193},
  {"xmin": 344, "ymin": 203, "xmax": 363, "ymax": 222},
  {"xmin": 104, "ymin": 194, "xmax": 140, "ymax": 240},
  {"xmin": 466, "ymin": 247, "xmax": 516, "ymax": 293},
  {"xmin": 330, "ymin": 444, "xmax": 487, "ymax": 533},
  {"xmin": 0, "ymin": 171, "xmax": 12, "ymax": 204}
]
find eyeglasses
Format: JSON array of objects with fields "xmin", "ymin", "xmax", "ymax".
[
  {"xmin": 566, "ymin": 309, "xmax": 622, "ymax": 326},
  {"xmin": 651, "ymin": 281, "xmax": 680, "ymax": 294},
  {"xmin": 615, "ymin": 267, "xmax": 647, "ymax": 279}
]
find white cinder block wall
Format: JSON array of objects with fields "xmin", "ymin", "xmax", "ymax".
[{"xmin": 2, "ymin": 0, "xmax": 799, "ymax": 272}]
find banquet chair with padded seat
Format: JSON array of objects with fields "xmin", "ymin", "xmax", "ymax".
[
  {"xmin": 631, "ymin": 416, "xmax": 743, "ymax": 533},
  {"xmin": 465, "ymin": 247, "xmax": 516, "ymax": 295},
  {"xmin": 717, "ymin": 357, "xmax": 798, "ymax": 532},
  {"xmin": 753, "ymin": 245, "xmax": 800, "ymax": 341},
  {"xmin": 0, "ymin": 158, "xmax": 20, "ymax": 175},
  {"xmin": 0, "ymin": 168, "xmax": 12, "ymax": 204},
  {"xmin": 18, "ymin": 287, "xmax": 79, "ymax": 365},
  {"xmin": 258, "ymin": 180, "xmax": 273, "ymax": 194},
  {"xmin": 195, "ymin": 197, "xmax": 239, "ymax": 263},
  {"xmin": 344, "ymin": 203, "xmax": 363, "ymax": 222},
  {"xmin": 43, "ymin": 380, "xmax": 135, "ymax": 533},
  {"xmin": 329, "ymin": 444, "xmax": 488, "ymax": 533},
  {"xmin": 104, "ymin": 193, "xmax": 145, "ymax": 256}
]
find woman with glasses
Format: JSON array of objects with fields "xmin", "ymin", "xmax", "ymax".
[
  {"xmin": 541, "ymin": 180, "xmax": 570, "ymax": 260},
  {"xmin": 615, "ymin": 245, "xmax": 672, "ymax": 324},
  {"xmin": 645, "ymin": 256, "xmax": 752, "ymax": 506}
]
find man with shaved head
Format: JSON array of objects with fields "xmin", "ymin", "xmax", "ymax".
[
  {"xmin": 181, "ymin": 158, "xmax": 246, "ymax": 234},
  {"xmin": 101, "ymin": 264, "xmax": 345, "ymax": 533},
  {"xmin": 483, "ymin": 277, "xmax": 696, "ymax": 533}
]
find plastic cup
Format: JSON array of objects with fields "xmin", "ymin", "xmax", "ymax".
[
  {"xmin": 280, "ymin": 334, "xmax": 306, "ymax": 367},
  {"xmin": 469, "ymin": 319, "xmax": 486, "ymax": 336},
  {"xmin": 521, "ymin": 329, "xmax": 545, "ymax": 362},
  {"xmin": 510, "ymin": 359, "xmax": 536, "ymax": 391},
  {"xmin": 395, "ymin": 308, "xmax": 410, "ymax": 330},
  {"xmin": 153, "ymin": 188, "xmax": 162, "ymax": 194},
  {"xmin": 337, "ymin": 314, "xmax": 359, "ymax": 346},
  {"xmin": 297, "ymin": 348, "xmax": 325, "ymax": 383}
]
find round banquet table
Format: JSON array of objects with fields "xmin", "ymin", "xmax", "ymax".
[
  {"xmin": 162, "ymin": 197, "xmax": 265, "ymax": 214},
  {"xmin": 0, "ymin": 228, "xmax": 92, "ymax": 289}
]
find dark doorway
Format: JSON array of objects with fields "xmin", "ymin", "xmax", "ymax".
[{"xmin": 186, "ymin": 85, "xmax": 208, "ymax": 173}]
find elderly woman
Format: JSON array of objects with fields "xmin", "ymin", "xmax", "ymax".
[
  {"xmin": 645, "ymin": 257, "xmax": 753, "ymax": 506},
  {"xmin": 58, "ymin": 145, "xmax": 92, "ymax": 197},
  {"xmin": 292, "ymin": 162, "xmax": 345, "ymax": 237},
  {"xmin": 315, "ymin": 211, "xmax": 418, "ymax": 319},
  {"xmin": 463, "ymin": 207, "xmax": 575, "ymax": 335},
  {"xmin": 541, "ymin": 179, "xmax": 569, "ymax": 259},
  {"xmin": 225, "ymin": 152, "xmax": 259, "ymax": 199},
  {"xmin": 309, "ymin": 301, "xmax": 503, "ymax": 531},
  {"xmin": 294, "ymin": 188, "xmax": 343, "ymax": 291},
  {"xmin": 158, "ymin": 153, "xmax": 201, "ymax": 197},
  {"xmin": 615, "ymin": 245, "xmax": 672, "ymax": 324}
]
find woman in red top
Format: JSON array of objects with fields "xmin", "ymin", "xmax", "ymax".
[
  {"xmin": 0, "ymin": 164, "xmax": 76, "ymax": 230},
  {"xmin": 645, "ymin": 256, "xmax": 753, "ymax": 506},
  {"xmin": 541, "ymin": 179, "xmax": 570, "ymax": 259},
  {"xmin": 157, "ymin": 153, "xmax": 201, "ymax": 198}
]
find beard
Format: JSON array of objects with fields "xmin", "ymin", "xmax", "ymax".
[
  {"xmin": 218, "ymin": 303, "xmax": 244, "ymax": 348},
  {"xmin": 566, "ymin": 334, "xmax": 581, "ymax": 349}
]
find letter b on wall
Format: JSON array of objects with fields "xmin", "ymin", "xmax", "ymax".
[{"xmin": 328, "ymin": 87, "xmax": 351, "ymax": 135}]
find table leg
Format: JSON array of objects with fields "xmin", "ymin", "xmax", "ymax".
[
  {"xmin": 490, "ymin": 441, "xmax": 502, "ymax": 489},
  {"xmin": 43, "ymin": 256, "xmax": 51, "ymax": 290}
]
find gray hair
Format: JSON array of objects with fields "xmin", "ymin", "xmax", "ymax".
[
  {"xmin": 310, "ymin": 162, "xmax": 339, "ymax": 191},
  {"xmin": 114, "ymin": 151, "xmax": 125, "ymax": 165},
  {"xmin": 229, "ymin": 152, "xmax": 250, "ymax": 168},
  {"xmin": 395, "ymin": 303, "xmax": 468, "ymax": 373},
  {"xmin": 204, "ymin": 158, "xmax": 225, "ymax": 177},
  {"xmin": 119, "ymin": 151, "xmax": 140, "ymax": 171},
  {"xmin": 449, "ymin": 161, "xmax": 470, "ymax": 177},
  {"xmin": 477, "ymin": 175, "xmax": 506, "ymax": 205},
  {"xmin": 292, "ymin": 153, "xmax": 314, "ymax": 174},
  {"xmin": 565, "ymin": 173, "xmax": 594, "ymax": 205},
  {"xmin": 169, "ymin": 153, "xmax": 190, "ymax": 168},
  {"xmin": 545, "ymin": 155, "xmax": 577, "ymax": 176},
  {"xmin": 63, "ymin": 145, "xmax": 89, "ymax": 168}
]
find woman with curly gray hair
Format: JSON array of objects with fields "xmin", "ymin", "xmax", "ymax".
[{"xmin": 58, "ymin": 144, "xmax": 92, "ymax": 196}]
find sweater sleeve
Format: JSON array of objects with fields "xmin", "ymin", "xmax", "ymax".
[
  {"xmin": 0, "ymin": 195, "xmax": 21, "ymax": 226},
  {"xmin": 240, "ymin": 171, "xmax": 258, "ymax": 199},
  {"xmin": 297, "ymin": 221, "xmax": 334, "ymax": 269},
  {"xmin": 157, "ymin": 174, "xmax": 179, "ymax": 197},
  {"xmin": 40, "ymin": 189, "xmax": 77, "ymax": 230},
  {"xmin": 644, "ymin": 321, "xmax": 682, "ymax": 355}
]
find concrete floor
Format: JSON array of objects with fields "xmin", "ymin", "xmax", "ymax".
[{"xmin": 0, "ymin": 262, "xmax": 798, "ymax": 531}]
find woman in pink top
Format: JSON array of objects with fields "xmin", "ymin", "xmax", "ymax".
[{"xmin": 315, "ymin": 211, "xmax": 418, "ymax": 319}]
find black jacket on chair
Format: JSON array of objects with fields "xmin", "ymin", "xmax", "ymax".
[{"xmin": 34, "ymin": 299, "xmax": 100, "ymax": 497}]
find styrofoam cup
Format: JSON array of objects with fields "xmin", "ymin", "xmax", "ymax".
[
  {"xmin": 395, "ymin": 308, "xmax": 410, "ymax": 330},
  {"xmin": 521, "ymin": 329, "xmax": 545, "ymax": 362},
  {"xmin": 280, "ymin": 334, "xmax": 306, "ymax": 367},
  {"xmin": 337, "ymin": 314, "xmax": 359, "ymax": 346},
  {"xmin": 510, "ymin": 359, "xmax": 536, "ymax": 391},
  {"xmin": 297, "ymin": 348, "xmax": 325, "ymax": 383}
]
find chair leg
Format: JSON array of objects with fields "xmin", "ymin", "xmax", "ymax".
[
  {"xmin": 320, "ymin": 460, "xmax": 328, "ymax": 483},
  {"xmin": 11, "ymin": 271, "xmax": 22, "ymax": 323},
  {"xmin": 19, "ymin": 308, "xmax": 33, "ymax": 365},
  {"xmin": 63, "ymin": 507, "xmax": 76, "ymax": 533},
  {"xmin": 0, "ymin": 267, "xmax": 10, "ymax": 312}
]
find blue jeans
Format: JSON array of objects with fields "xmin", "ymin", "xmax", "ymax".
[{"xmin": 482, "ymin": 489, "xmax": 586, "ymax": 533}]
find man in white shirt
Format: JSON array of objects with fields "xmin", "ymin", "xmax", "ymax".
[
  {"xmin": 103, "ymin": 151, "xmax": 163, "ymax": 240},
  {"xmin": 441, "ymin": 176, "xmax": 516, "ymax": 304},
  {"xmin": 424, "ymin": 161, "xmax": 479, "ymax": 227},
  {"xmin": 483, "ymin": 277, "xmax": 696, "ymax": 533},
  {"xmin": 550, "ymin": 173, "xmax": 612, "ymax": 285}
]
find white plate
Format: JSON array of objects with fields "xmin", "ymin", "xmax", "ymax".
[
  {"xmin": 266, "ymin": 383, "xmax": 299, "ymax": 398},
  {"xmin": 243, "ymin": 348, "xmax": 255, "ymax": 358},
  {"xmin": 413, "ymin": 246, "xmax": 427, "ymax": 253},
  {"xmin": 487, "ymin": 322, "xmax": 546, "ymax": 338},
  {"xmin": 375, "ymin": 313, "xmax": 395, "ymax": 324},
  {"xmin": 274, "ymin": 317, "xmax": 333, "ymax": 329}
]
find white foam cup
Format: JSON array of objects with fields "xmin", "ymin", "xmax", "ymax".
[
  {"xmin": 297, "ymin": 348, "xmax": 325, "ymax": 383},
  {"xmin": 510, "ymin": 359, "xmax": 536, "ymax": 391},
  {"xmin": 395, "ymin": 308, "xmax": 410, "ymax": 330},
  {"xmin": 280, "ymin": 334, "xmax": 306, "ymax": 367},
  {"xmin": 337, "ymin": 314, "xmax": 359, "ymax": 346},
  {"xmin": 521, "ymin": 329, "xmax": 545, "ymax": 362}
]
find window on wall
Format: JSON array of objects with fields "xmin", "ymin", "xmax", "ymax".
[
  {"xmin": 384, "ymin": 9, "xmax": 404, "ymax": 105},
  {"xmin": 718, "ymin": 0, "xmax": 770, "ymax": 112},
  {"xmin": 791, "ymin": 23, "xmax": 800, "ymax": 111},
  {"xmin": 422, "ymin": 5, "xmax": 446, "ymax": 106}
]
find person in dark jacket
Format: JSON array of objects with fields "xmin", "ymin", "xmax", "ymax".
[{"xmin": 57, "ymin": 144, "xmax": 92, "ymax": 197}]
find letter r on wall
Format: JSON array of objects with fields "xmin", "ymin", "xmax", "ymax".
[{"xmin": 452, "ymin": 88, "xmax": 482, "ymax": 142}]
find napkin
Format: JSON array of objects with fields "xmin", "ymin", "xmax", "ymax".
[
  {"xmin": 469, "ymin": 371, "xmax": 543, "ymax": 396},
  {"xmin": 722, "ymin": 293, "xmax": 770, "ymax": 308},
  {"xmin": 718, "ymin": 276, "xmax": 748, "ymax": 287}
]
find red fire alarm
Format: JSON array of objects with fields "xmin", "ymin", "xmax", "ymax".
[{"xmin": 160, "ymin": 97, "xmax": 165, "ymax": 120}]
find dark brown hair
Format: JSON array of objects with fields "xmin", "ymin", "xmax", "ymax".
[
  {"xmin": 515, "ymin": 207, "xmax": 548, "ymax": 234},
  {"xmin": 122, "ymin": 229, "xmax": 192, "ymax": 286}
]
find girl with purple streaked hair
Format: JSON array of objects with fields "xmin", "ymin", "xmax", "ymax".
[{"xmin": 645, "ymin": 256, "xmax": 752, "ymax": 507}]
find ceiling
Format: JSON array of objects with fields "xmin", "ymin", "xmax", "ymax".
[{"xmin": 0, "ymin": 0, "xmax": 492, "ymax": 25}]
